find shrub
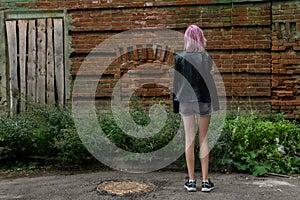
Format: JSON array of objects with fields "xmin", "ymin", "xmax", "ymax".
[
  {"xmin": 0, "ymin": 103, "xmax": 92, "ymax": 167},
  {"xmin": 212, "ymin": 111, "xmax": 300, "ymax": 176},
  {"xmin": 99, "ymin": 97, "xmax": 182, "ymax": 153},
  {"xmin": 0, "ymin": 100, "xmax": 299, "ymax": 177},
  {"xmin": 52, "ymin": 128, "xmax": 94, "ymax": 165},
  {"xmin": 0, "ymin": 114, "xmax": 37, "ymax": 163}
]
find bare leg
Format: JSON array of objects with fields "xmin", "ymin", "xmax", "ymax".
[
  {"xmin": 197, "ymin": 115, "xmax": 211, "ymax": 181},
  {"xmin": 182, "ymin": 115, "xmax": 196, "ymax": 180}
]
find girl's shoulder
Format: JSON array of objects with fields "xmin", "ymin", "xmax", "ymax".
[
  {"xmin": 175, "ymin": 51, "xmax": 212, "ymax": 63},
  {"xmin": 198, "ymin": 51, "xmax": 211, "ymax": 59},
  {"xmin": 175, "ymin": 51, "xmax": 187, "ymax": 57},
  {"xmin": 174, "ymin": 51, "xmax": 186, "ymax": 63},
  {"xmin": 185, "ymin": 51, "xmax": 211, "ymax": 57}
]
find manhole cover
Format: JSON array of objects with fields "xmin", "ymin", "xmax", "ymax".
[{"xmin": 97, "ymin": 180, "xmax": 154, "ymax": 196}]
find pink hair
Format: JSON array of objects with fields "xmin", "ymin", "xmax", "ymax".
[{"xmin": 184, "ymin": 25, "xmax": 207, "ymax": 52}]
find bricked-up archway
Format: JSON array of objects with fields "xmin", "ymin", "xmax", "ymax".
[{"xmin": 96, "ymin": 45, "xmax": 174, "ymax": 113}]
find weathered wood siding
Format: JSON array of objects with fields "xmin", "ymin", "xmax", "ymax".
[{"xmin": 5, "ymin": 18, "xmax": 65, "ymax": 113}]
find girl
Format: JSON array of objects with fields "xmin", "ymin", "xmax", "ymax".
[{"xmin": 173, "ymin": 24, "xmax": 219, "ymax": 192}]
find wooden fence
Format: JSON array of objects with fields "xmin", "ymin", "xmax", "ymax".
[{"xmin": 5, "ymin": 18, "xmax": 65, "ymax": 113}]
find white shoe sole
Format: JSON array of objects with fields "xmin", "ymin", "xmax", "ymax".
[
  {"xmin": 201, "ymin": 187, "xmax": 214, "ymax": 192},
  {"xmin": 184, "ymin": 185, "xmax": 197, "ymax": 192}
]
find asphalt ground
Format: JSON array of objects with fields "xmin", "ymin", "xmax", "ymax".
[{"xmin": 0, "ymin": 169, "xmax": 299, "ymax": 200}]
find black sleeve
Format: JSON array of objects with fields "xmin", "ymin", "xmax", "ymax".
[
  {"xmin": 206, "ymin": 54, "xmax": 220, "ymax": 111},
  {"xmin": 173, "ymin": 56, "xmax": 180, "ymax": 113}
]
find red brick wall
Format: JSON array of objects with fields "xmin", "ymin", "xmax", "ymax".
[
  {"xmin": 271, "ymin": 1, "xmax": 300, "ymax": 119},
  {"xmin": 1, "ymin": 0, "xmax": 299, "ymax": 119}
]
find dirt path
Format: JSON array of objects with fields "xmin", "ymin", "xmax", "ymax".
[{"xmin": 0, "ymin": 170, "xmax": 299, "ymax": 200}]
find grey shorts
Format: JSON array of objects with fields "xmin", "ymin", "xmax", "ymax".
[{"xmin": 179, "ymin": 102, "xmax": 212, "ymax": 116}]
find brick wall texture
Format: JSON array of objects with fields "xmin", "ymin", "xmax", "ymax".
[{"xmin": 1, "ymin": 0, "xmax": 299, "ymax": 119}]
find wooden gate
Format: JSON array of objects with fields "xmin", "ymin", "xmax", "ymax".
[{"xmin": 5, "ymin": 18, "xmax": 65, "ymax": 113}]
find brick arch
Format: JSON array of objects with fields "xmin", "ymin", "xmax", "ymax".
[
  {"xmin": 119, "ymin": 62, "xmax": 172, "ymax": 107},
  {"xmin": 97, "ymin": 44, "xmax": 175, "ymax": 111},
  {"xmin": 115, "ymin": 44, "xmax": 174, "ymax": 65}
]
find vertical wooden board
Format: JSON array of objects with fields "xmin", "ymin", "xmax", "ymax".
[
  {"xmin": 0, "ymin": 12, "xmax": 7, "ymax": 110},
  {"xmin": 63, "ymin": 9, "xmax": 72, "ymax": 102},
  {"xmin": 5, "ymin": 20, "xmax": 18, "ymax": 114},
  {"xmin": 27, "ymin": 20, "xmax": 37, "ymax": 103},
  {"xmin": 37, "ymin": 18, "xmax": 46, "ymax": 104},
  {"xmin": 18, "ymin": 20, "xmax": 28, "ymax": 111},
  {"xmin": 53, "ymin": 18, "xmax": 64, "ymax": 107},
  {"xmin": 46, "ymin": 18, "xmax": 55, "ymax": 105}
]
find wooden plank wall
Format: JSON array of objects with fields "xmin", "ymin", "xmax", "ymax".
[{"xmin": 5, "ymin": 18, "xmax": 65, "ymax": 113}]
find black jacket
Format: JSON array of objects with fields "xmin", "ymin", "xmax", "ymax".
[{"xmin": 173, "ymin": 51, "xmax": 220, "ymax": 112}]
